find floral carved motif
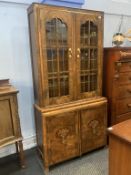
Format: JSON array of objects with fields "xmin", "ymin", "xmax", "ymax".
[
  {"xmin": 56, "ymin": 128, "xmax": 70, "ymax": 144},
  {"xmin": 88, "ymin": 119, "xmax": 101, "ymax": 136}
]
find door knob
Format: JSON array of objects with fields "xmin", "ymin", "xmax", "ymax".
[
  {"xmin": 77, "ymin": 55, "xmax": 80, "ymax": 58},
  {"xmin": 77, "ymin": 48, "xmax": 81, "ymax": 53},
  {"xmin": 68, "ymin": 48, "xmax": 72, "ymax": 53},
  {"xmin": 69, "ymin": 54, "xmax": 72, "ymax": 58}
]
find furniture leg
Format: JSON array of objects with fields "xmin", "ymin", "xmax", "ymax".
[
  {"xmin": 15, "ymin": 142, "xmax": 19, "ymax": 154},
  {"xmin": 17, "ymin": 141, "xmax": 26, "ymax": 168},
  {"xmin": 44, "ymin": 166, "xmax": 49, "ymax": 175}
]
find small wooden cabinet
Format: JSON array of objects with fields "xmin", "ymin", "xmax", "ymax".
[
  {"xmin": 28, "ymin": 3, "xmax": 107, "ymax": 173},
  {"xmin": 0, "ymin": 79, "xmax": 25, "ymax": 168},
  {"xmin": 103, "ymin": 47, "xmax": 131, "ymax": 126}
]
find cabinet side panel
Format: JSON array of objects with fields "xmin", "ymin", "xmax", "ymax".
[
  {"xmin": 28, "ymin": 9, "xmax": 40, "ymax": 105},
  {"xmin": 103, "ymin": 49, "xmax": 116, "ymax": 126},
  {"xmin": 34, "ymin": 107, "xmax": 43, "ymax": 157},
  {"xmin": 10, "ymin": 95, "xmax": 22, "ymax": 138},
  {"xmin": 98, "ymin": 13, "xmax": 104, "ymax": 96},
  {"xmin": 103, "ymin": 49, "xmax": 115, "ymax": 99}
]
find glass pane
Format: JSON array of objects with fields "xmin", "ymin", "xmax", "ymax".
[
  {"xmin": 60, "ymin": 72, "xmax": 69, "ymax": 96},
  {"xmin": 90, "ymin": 73, "xmax": 97, "ymax": 91},
  {"xmin": 57, "ymin": 22, "xmax": 67, "ymax": 45},
  {"xmin": 81, "ymin": 74, "xmax": 89, "ymax": 92},
  {"xmin": 46, "ymin": 20, "xmax": 56, "ymax": 45},
  {"xmin": 81, "ymin": 48, "xmax": 89, "ymax": 70},
  {"xmin": 48, "ymin": 78, "xmax": 59, "ymax": 97},
  {"xmin": 90, "ymin": 49, "xmax": 97, "ymax": 70},
  {"xmin": 80, "ymin": 20, "xmax": 98, "ymax": 93},
  {"xmin": 46, "ymin": 18, "xmax": 67, "ymax": 46},
  {"xmin": 45, "ymin": 18, "xmax": 69, "ymax": 98},
  {"xmin": 80, "ymin": 21, "xmax": 89, "ymax": 45},
  {"xmin": 59, "ymin": 48, "xmax": 68, "ymax": 71},
  {"xmin": 47, "ymin": 48, "xmax": 57, "ymax": 73},
  {"xmin": 90, "ymin": 21, "xmax": 98, "ymax": 46}
]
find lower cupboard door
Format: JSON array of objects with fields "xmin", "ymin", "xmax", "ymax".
[
  {"xmin": 81, "ymin": 103, "xmax": 107, "ymax": 154},
  {"xmin": 46, "ymin": 111, "xmax": 80, "ymax": 165}
]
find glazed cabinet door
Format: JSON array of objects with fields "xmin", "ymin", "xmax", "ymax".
[
  {"xmin": 39, "ymin": 8, "xmax": 75, "ymax": 106},
  {"xmin": 46, "ymin": 111, "xmax": 80, "ymax": 165},
  {"xmin": 80, "ymin": 102, "xmax": 107, "ymax": 154},
  {"xmin": 75, "ymin": 13, "xmax": 103, "ymax": 99}
]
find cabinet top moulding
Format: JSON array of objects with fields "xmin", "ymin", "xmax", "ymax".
[
  {"xmin": 27, "ymin": 3, "xmax": 104, "ymax": 15},
  {"xmin": 0, "ymin": 79, "xmax": 18, "ymax": 96},
  {"xmin": 35, "ymin": 96, "xmax": 107, "ymax": 115},
  {"xmin": 0, "ymin": 87, "xmax": 18, "ymax": 96}
]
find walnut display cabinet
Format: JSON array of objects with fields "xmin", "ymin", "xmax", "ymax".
[
  {"xmin": 28, "ymin": 3, "xmax": 107, "ymax": 173},
  {"xmin": 103, "ymin": 47, "xmax": 131, "ymax": 126}
]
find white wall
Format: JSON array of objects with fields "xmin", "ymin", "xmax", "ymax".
[
  {"xmin": 0, "ymin": 1, "xmax": 40, "ymax": 157},
  {"xmin": 83, "ymin": 0, "xmax": 131, "ymax": 16},
  {"xmin": 104, "ymin": 14, "xmax": 131, "ymax": 47},
  {"xmin": 0, "ymin": 0, "xmax": 131, "ymax": 157},
  {"xmin": 82, "ymin": 0, "xmax": 131, "ymax": 47}
]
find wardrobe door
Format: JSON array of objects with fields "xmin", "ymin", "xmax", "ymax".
[
  {"xmin": 75, "ymin": 12, "xmax": 103, "ymax": 99},
  {"xmin": 39, "ymin": 8, "xmax": 75, "ymax": 106}
]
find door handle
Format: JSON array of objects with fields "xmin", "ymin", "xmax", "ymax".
[
  {"xmin": 68, "ymin": 48, "xmax": 72, "ymax": 58},
  {"xmin": 77, "ymin": 48, "xmax": 80, "ymax": 59},
  {"xmin": 68, "ymin": 48, "xmax": 72, "ymax": 53},
  {"xmin": 77, "ymin": 48, "xmax": 81, "ymax": 53}
]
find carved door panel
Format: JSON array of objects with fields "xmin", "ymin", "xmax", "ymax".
[
  {"xmin": 46, "ymin": 111, "xmax": 80, "ymax": 165},
  {"xmin": 40, "ymin": 9, "xmax": 75, "ymax": 106},
  {"xmin": 80, "ymin": 103, "xmax": 107, "ymax": 154},
  {"xmin": 75, "ymin": 13, "xmax": 103, "ymax": 99}
]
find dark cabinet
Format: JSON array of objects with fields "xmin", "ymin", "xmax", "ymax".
[{"xmin": 103, "ymin": 47, "xmax": 131, "ymax": 125}]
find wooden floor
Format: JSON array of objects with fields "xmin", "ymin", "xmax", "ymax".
[{"xmin": 0, "ymin": 147, "xmax": 108, "ymax": 175}]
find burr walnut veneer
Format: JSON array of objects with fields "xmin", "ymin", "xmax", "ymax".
[{"xmin": 28, "ymin": 3, "xmax": 107, "ymax": 173}]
